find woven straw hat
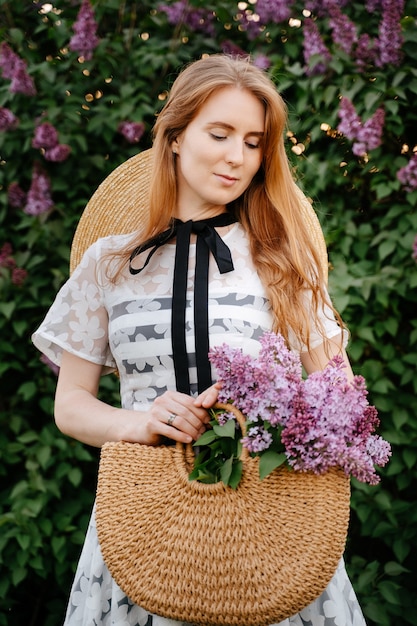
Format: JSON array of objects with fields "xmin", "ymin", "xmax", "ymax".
[{"xmin": 70, "ymin": 148, "xmax": 328, "ymax": 278}]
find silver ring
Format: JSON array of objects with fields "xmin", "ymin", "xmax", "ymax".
[{"xmin": 167, "ymin": 413, "xmax": 177, "ymax": 426}]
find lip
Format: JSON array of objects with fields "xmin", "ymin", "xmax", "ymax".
[{"xmin": 214, "ymin": 173, "xmax": 238, "ymax": 186}]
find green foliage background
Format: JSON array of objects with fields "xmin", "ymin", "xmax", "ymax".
[{"xmin": 0, "ymin": 1, "xmax": 416, "ymax": 625}]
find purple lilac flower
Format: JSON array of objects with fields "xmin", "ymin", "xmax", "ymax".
[
  {"xmin": 11, "ymin": 267, "xmax": 28, "ymax": 286},
  {"xmin": 355, "ymin": 34, "xmax": 378, "ymax": 71},
  {"xmin": 44, "ymin": 144, "xmax": 71, "ymax": 162},
  {"xmin": 328, "ymin": 6, "xmax": 357, "ymax": 55},
  {"xmin": 413, "ymin": 235, "xmax": 417, "ymax": 261},
  {"xmin": 221, "ymin": 41, "xmax": 249, "ymax": 59},
  {"xmin": 366, "ymin": 0, "xmax": 382, "ymax": 10},
  {"xmin": 0, "ymin": 42, "xmax": 21, "ymax": 79},
  {"xmin": 0, "ymin": 107, "xmax": 18, "ymax": 131},
  {"xmin": 0, "ymin": 243, "xmax": 16, "ymax": 269},
  {"xmin": 375, "ymin": 0, "xmax": 404, "ymax": 67},
  {"xmin": 117, "ymin": 121, "xmax": 145, "ymax": 144},
  {"xmin": 8, "ymin": 182, "xmax": 26, "ymax": 208},
  {"xmin": 353, "ymin": 108, "xmax": 385, "ymax": 156},
  {"xmin": 253, "ymin": 54, "xmax": 271, "ymax": 70},
  {"xmin": 23, "ymin": 163, "xmax": 54, "ymax": 216},
  {"xmin": 281, "ymin": 356, "xmax": 391, "ymax": 484},
  {"xmin": 10, "ymin": 61, "xmax": 36, "ymax": 96},
  {"xmin": 305, "ymin": 0, "xmax": 348, "ymax": 17},
  {"xmin": 255, "ymin": 0, "xmax": 293, "ymax": 24},
  {"xmin": 397, "ymin": 153, "xmax": 417, "ymax": 192},
  {"xmin": 242, "ymin": 425, "xmax": 273, "ymax": 453},
  {"xmin": 69, "ymin": 0, "xmax": 99, "ymax": 61},
  {"xmin": 337, "ymin": 97, "xmax": 362, "ymax": 139},
  {"xmin": 0, "ymin": 43, "xmax": 36, "ymax": 96},
  {"xmin": 302, "ymin": 18, "xmax": 332, "ymax": 75},
  {"xmin": 32, "ymin": 122, "xmax": 59, "ymax": 149},
  {"xmin": 159, "ymin": 1, "xmax": 215, "ymax": 36},
  {"xmin": 337, "ymin": 98, "xmax": 385, "ymax": 156}
]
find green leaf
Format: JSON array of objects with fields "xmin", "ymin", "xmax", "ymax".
[
  {"xmin": 259, "ymin": 451, "xmax": 287, "ymax": 480},
  {"xmin": 220, "ymin": 456, "xmax": 234, "ymax": 486},
  {"xmin": 384, "ymin": 561, "xmax": 411, "ymax": 576},
  {"xmin": 193, "ymin": 430, "xmax": 218, "ymax": 446},
  {"xmin": 212, "ymin": 419, "xmax": 237, "ymax": 439}
]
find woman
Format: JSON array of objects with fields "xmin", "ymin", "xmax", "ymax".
[{"xmin": 33, "ymin": 54, "xmax": 366, "ymax": 626}]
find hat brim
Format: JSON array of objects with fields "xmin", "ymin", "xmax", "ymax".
[{"xmin": 70, "ymin": 148, "xmax": 328, "ymax": 280}]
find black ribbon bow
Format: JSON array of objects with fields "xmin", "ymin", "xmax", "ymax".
[{"xmin": 129, "ymin": 213, "xmax": 237, "ymax": 394}]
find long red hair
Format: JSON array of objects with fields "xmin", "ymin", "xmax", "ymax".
[{"xmin": 108, "ymin": 54, "xmax": 344, "ymax": 352}]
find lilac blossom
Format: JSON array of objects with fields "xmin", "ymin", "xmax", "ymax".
[
  {"xmin": 355, "ymin": 34, "xmax": 378, "ymax": 71},
  {"xmin": 23, "ymin": 163, "xmax": 54, "ymax": 216},
  {"xmin": 159, "ymin": 1, "xmax": 215, "ymax": 36},
  {"xmin": 305, "ymin": 0, "xmax": 349, "ymax": 17},
  {"xmin": 0, "ymin": 42, "xmax": 36, "ymax": 96},
  {"xmin": 44, "ymin": 144, "xmax": 71, "ymax": 162},
  {"xmin": 397, "ymin": 153, "xmax": 417, "ymax": 192},
  {"xmin": 254, "ymin": 0, "xmax": 293, "ymax": 24},
  {"xmin": 302, "ymin": 18, "xmax": 332, "ymax": 75},
  {"xmin": 328, "ymin": 6, "xmax": 357, "ymax": 55},
  {"xmin": 337, "ymin": 98, "xmax": 385, "ymax": 156},
  {"xmin": 366, "ymin": 0, "xmax": 382, "ymax": 10},
  {"xmin": 11, "ymin": 267, "xmax": 28, "ymax": 286},
  {"xmin": 0, "ymin": 107, "xmax": 18, "ymax": 131},
  {"xmin": 281, "ymin": 356, "xmax": 391, "ymax": 484},
  {"xmin": 0, "ymin": 42, "xmax": 21, "ymax": 80},
  {"xmin": 375, "ymin": 0, "xmax": 404, "ymax": 67},
  {"xmin": 337, "ymin": 97, "xmax": 362, "ymax": 139},
  {"xmin": 8, "ymin": 182, "xmax": 26, "ymax": 209},
  {"xmin": 117, "ymin": 121, "xmax": 145, "ymax": 144},
  {"xmin": 242, "ymin": 425, "xmax": 273, "ymax": 453},
  {"xmin": 0, "ymin": 242, "xmax": 15, "ymax": 269},
  {"xmin": 69, "ymin": 0, "xmax": 100, "ymax": 61},
  {"xmin": 10, "ymin": 62, "xmax": 36, "ymax": 96},
  {"xmin": 253, "ymin": 54, "xmax": 271, "ymax": 70},
  {"xmin": 221, "ymin": 41, "xmax": 248, "ymax": 59},
  {"xmin": 209, "ymin": 331, "xmax": 391, "ymax": 484},
  {"xmin": 32, "ymin": 122, "xmax": 59, "ymax": 149}
]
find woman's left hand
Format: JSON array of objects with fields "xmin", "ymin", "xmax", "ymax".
[{"xmin": 194, "ymin": 381, "xmax": 222, "ymax": 409}]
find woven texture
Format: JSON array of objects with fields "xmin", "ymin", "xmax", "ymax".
[
  {"xmin": 96, "ymin": 404, "xmax": 350, "ymax": 626},
  {"xmin": 69, "ymin": 148, "xmax": 328, "ymax": 280}
]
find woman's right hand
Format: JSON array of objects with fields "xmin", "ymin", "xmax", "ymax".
[{"xmin": 55, "ymin": 350, "xmax": 211, "ymax": 448}]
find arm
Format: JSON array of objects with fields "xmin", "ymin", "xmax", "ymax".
[
  {"xmin": 300, "ymin": 333, "xmax": 354, "ymax": 381},
  {"xmin": 55, "ymin": 350, "xmax": 210, "ymax": 448}
]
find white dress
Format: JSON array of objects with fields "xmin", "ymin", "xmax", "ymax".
[{"xmin": 32, "ymin": 223, "xmax": 366, "ymax": 626}]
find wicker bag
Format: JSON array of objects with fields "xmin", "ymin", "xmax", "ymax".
[{"xmin": 95, "ymin": 403, "xmax": 350, "ymax": 626}]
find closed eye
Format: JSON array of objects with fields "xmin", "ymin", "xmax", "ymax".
[{"xmin": 210, "ymin": 133, "xmax": 227, "ymax": 141}]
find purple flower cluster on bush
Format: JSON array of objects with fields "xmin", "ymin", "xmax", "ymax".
[
  {"xmin": 210, "ymin": 332, "xmax": 391, "ymax": 484},
  {"xmin": 412, "ymin": 235, "xmax": 417, "ymax": 262},
  {"xmin": 159, "ymin": 1, "xmax": 215, "ymax": 36},
  {"xmin": 302, "ymin": 18, "xmax": 332, "ymax": 75},
  {"xmin": 397, "ymin": 153, "xmax": 417, "ymax": 192},
  {"xmin": 117, "ymin": 121, "xmax": 145, "ymax": 144},
  {"xmin": 338, "ymin": 97, "xmax": 385, "ymax": 157},
  {"xmin": 23, "ymin": 163, "xmax": 54, "ymax": 216},
  {"xmin": 0, "ymin": 243, "xmax": 28, "ymax": 286},
  {"xmin": 69, "ymin": 0, "xmax": 99, "ymax": 60},
  {"xmin": 0, "ymin": 107, "xmax": 18, "ymax": 132},
  {"xmin": 32, "ymin": 122, "xmax": 71, "ymax": 162},
  {"xmin": 0, "ymin": 42, "xmax": 36, "ymax": 96}
]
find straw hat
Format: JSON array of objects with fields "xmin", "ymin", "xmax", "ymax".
[{"xmin": 70, "ymin": 148, "xmax": 328, "ymax": 278}]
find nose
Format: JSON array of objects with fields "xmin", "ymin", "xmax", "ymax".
[{"xmin": 225, "ymin": 140, "xmax": 244, "ymax": 166}]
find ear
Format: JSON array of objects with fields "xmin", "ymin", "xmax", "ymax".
[{"xmin": 171, "ymin": 137, "xmax": 180, "ymax": 155}]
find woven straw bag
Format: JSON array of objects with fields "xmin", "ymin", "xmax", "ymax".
[{"xmin": 96, "ymin": 403, "xmax": 350, "ymax": 626}]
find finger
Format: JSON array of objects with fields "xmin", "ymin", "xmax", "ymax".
[{"xmin": 194, "ymin": 382, "xmax": 222, "ymax": 408}]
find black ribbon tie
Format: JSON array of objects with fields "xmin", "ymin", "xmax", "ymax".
[{"xmin": 129, "ymin": 213, "xmax": 237, "ymax": 394}]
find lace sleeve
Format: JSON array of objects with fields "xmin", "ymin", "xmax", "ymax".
[{"xmin": 32, "ymin": 239, "xmax": 116, "ymax": 374}]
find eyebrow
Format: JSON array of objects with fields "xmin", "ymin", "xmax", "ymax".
[{"xmin": 206, "ymin": 121, "xmax": 264, "ymax": 136}]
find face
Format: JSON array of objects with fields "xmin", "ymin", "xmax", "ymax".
[{"xmin": 172, "ymin": 86, "xmax": 265, "ymax": 220}]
